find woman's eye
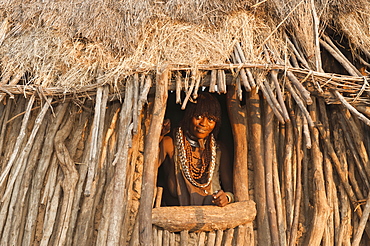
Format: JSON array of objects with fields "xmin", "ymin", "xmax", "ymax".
[{"xmin": 196, "ymin": 115, "xmax": 203, "ymax": 120}]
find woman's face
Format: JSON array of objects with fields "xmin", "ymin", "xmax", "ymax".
[{"xmin": 189, "ymin": 115, "xmax": 216, "ymax": 140}]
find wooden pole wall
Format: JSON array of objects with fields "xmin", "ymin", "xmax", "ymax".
[
  {"xmin": 1, "ymin": 68, "xmax": 370, "ymax": 245},
  {"xmin": 138, "ymin": 68, "xmax": 168, "ymax": 246}
]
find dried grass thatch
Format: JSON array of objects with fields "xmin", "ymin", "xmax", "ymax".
[
  {"xmin": 0, "ymin": 0, "xmax": 368, "ymax": 94},
  {"xmin": 2, "ymin": 1, "xmax": 370, "ymax": 245}
]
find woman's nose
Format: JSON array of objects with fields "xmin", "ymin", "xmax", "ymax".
[{"xmin": 199, "ymin": 117, "xmax": 208, "ymax": 126}]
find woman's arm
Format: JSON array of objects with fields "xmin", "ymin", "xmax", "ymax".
[{"xmin": 158, "ymin": 136, "xmax": 174, "ymax": 168}]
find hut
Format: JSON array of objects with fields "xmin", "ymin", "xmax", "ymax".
[{"xmin": 1, "ymin": 0, "xmax": 370, "ymax": 245}]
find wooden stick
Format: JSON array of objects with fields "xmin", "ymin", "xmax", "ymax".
[
  {"xmin": 310, "ymin": 0, "xmax": 323, "ymax": 72},
  {"xmin": 39, "ymin": 166, "xmax": 61, "ymax": 246},
  {"xmin": 236, "ymin": 77, "xmax": 243, "ymax": 101},
  {"xmin": 247, "ymin": 89, "xmax": 271, "ymax": 245},
  {"xmin": 286, "ymin": 71, "xmax": 313, "ymax": 105},
  {"xmin": 337, "ymin": 112, "xmax": 370, "ymax": 189},
  {"xmin": 341, "ymin": 107, "xmax": 370, "ymax": 180},
  {"xmin": 163, "ymin": 230, "xmax": 170, "ymax": 246},
  {"xmin": 319, "ymin": 39, "xmax": 361, "ymax": 77},
  {"xmin": 273, "ymin": 145, "xmax": 287, "ymax": 246},
  {"xmin": 181, "ymin": 71, "xmax": 196, "ymax": 110},
  {"xmin": 302, "ymin": 116, "xmax": 312, "ymax": 149},
  {"xmin": 180, "ymin": 230, "xmax": 189, "ymax": 246},
  {"xmin": 157, "ymin": 228, "xmax": 163, "ymax": 246},
  {"xmin": 288, "ymin": 104, "xmax": 303, "ymax": 246},
  {"xmin": 263, "ymin": 79, "xmax": 285, "ymax": 123},
  {"xmin": 322, "ymin": 34, "xmax": 362, "ymax": 77},
  {"xmin": 337, "ymin": 184, "xmax": 352, "ymax": 246},
  {"xmin": 67, "ymin": 107, "xmax": 95, "ymax": 246},
  {"xmin": 206, "ymin": 231, "xmax": 216, "ymax": 246},
  {"xmin": 303, "ymin": 99, "xmax": 330, "ymax": 246},
  {"xmin": 0, "ymin": 101, "xmax": 10, "ymax": 156},
  {"xmin": 223, "ymin": 228, "xmax": 234, "ymax": 246},
  {"xmin": 53, "ymin": 106, "xmax": 79, "ymax": 246},
  {"xmin": 318, "ymin": 99, "xmax": 336, "ymax": 246},
  {"xmin": 169, "ymin": 232, "xmax": 176, "ymax": 246},
  {"xmin": 233, "ymin": 45, "xmax": 251, "ymax": 91},
  {"xmin": 215, "ymin": 230, "xmax": 224, "ymax": 246},
  {"xmin": 0, "ymin": 71, "xmax": 23, "ymax": 102},
  {"xmin": 107, "ymin": 77, "xmax": 134, "ymax": 245},
  {"xmin": 347, "ymin": 154, "xmax": 365, "ymax": 202},
  {"xmin": 226, "ymin": 85, "xmax": 249, "ymax": 201},
  {"xmin": 217, "ymin": 70, "xmax": 227, "ymax": 94},
  {"xmin": 271, "ymin": 70, "xmax": 290, "ymax": 122},
  {"xmin": 245, "ymin": 68, "xmax": 257, "ymax": 88},
  {"xmin": 235, "ymin": 42, "xmax": 247, "ymax": 63},
  {"xmin": 332, "ymin": 118, "xmax": 350, "ymax": 246},
  {"xmin": 22, "ymin": 103, "xmax": 69, "ymax": 246},
  {"xmin": 283, "ymin": 119, "xmax": 294, "ymax": 232},
  {"xmin": 285, "ymin": 79, "xmax": 314, "ymax": 128},
  {"xmin": 333, "ymin": 90, "xmax": 370, "ymax": 127},
  {"xmin": 352, "ymin": 191, "xmax": 370, "ymax": 246},
  {"xmin": 152, "ymin": 201, "xmax": 256, "ymax": 232},
  {"xmin": 209, "ymin": 70, "xmax": 217, "ymax": 93},
  {"xmin": 198, "ymin": 231, "xmax": 206, "ymax": 246},
  {"xmin": 133, "ymin": 74, "xmax": 140, "ymax": 134},
  {"xmin": 152, "ymin": 226, "xmax": 158, "ymax": 246},
  {"xmin": 258, "ymin": 79, "xmax": 285, "ymax": 124},
  {"xmin": 193, "ymin": 69, "xmax": 201, "ymax": 99},
  {"xmin": 175, "ymin": 71, "xmax": 182, "ymax": 104},
  {"xmin": 285, "ymin": 36, "xmax": 310, "ymax": 69},
  {"xmin": 7, "ymin": 112, "xmax": 48, "ymax": 246},
  {"xmin": 85, "ymin": 86, "xmax": 108, "ymax": 196},
  {"xmin": 154, "ymin": 187, "xmax": 163, "ymax": 208},
  {"xmin": 244, "ymin": 223, "xmax": 255, "ymax": 246},
  {"xmin": 0, "ymin": 95, "xmax": 35, "ymax": 188},
  {"xmin": 316, "ymin": 123, "xmax": 360, "ymax": 211},
  {"xmin": 121, "ymin": 117, "xmax": 145, "ymax": 244},
  {"xmin": 138, "ymin": 68, "xmax": 168, "ymax": 246},
  {"xmin": 264, "ymin": 101, "xmax": 280, "ymax": 246},
  {"xmin": 235, "ymin": 225, "xmax": 246, "ymax": 246}
]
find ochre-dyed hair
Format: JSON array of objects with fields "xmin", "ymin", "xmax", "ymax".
[{"xmin": 180, "ymin": 92, "xmax": 222, "ymax": 137}]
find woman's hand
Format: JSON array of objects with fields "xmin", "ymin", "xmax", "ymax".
[{"xmin": 212, "ymin": 190, "xmax": 229, "ymax": 207}]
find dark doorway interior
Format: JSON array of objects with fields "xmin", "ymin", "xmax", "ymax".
[{"xmin": 157, "ymin": 90, "xmax": 235, "ymax": 206}]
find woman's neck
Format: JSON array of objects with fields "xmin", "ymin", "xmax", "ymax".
[{"xmin": 185, "ymin": 130, "xmax": 207, "ymax": 149}]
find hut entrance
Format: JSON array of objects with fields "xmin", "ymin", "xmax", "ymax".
[
  {"xmin": 156, "ymin": 91, "xmax": 234, "ymax": 207},
  {"xmin": 152, "ymin": 89, "xmax": 256, "ymax": 245}
]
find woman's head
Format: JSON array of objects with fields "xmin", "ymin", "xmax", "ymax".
[{"xmin": 181, "ymin": 92, "xmax": 221, "ymax": 139}]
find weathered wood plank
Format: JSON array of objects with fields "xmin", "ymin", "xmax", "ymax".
[{"xmin": 152, "ymin": 201, "xmax": 256, "ymax": 232}]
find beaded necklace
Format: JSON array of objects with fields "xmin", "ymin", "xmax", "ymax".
[{"xmin": 176, "ymin": 127, "xmax": 216, "ymax": 189}]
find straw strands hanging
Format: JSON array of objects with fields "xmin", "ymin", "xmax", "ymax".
[{"xmin": 1, "ymin": 0, "xmax": 370, "ymax": 245}]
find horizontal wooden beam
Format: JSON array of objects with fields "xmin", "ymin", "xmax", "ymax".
[{"xmin": 152, "ymin": 200, "xmax": 256, "ymax": 232}]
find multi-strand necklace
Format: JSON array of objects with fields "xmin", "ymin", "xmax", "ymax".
[{"xmin": 176, "ymin": 127, "xmax": 216, "ymax": 189}]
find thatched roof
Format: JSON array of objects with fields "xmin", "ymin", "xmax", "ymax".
[{"xmin": 0, "ymin": 0, "xmax": 369, "ymax": 103}]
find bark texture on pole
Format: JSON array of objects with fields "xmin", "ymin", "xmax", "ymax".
[
  {"xmin": 152, "ymin": 201, "xmax": 256, "ymax": 232},
  {"xmin": 226, "ymin": 85, "xmax": 248, "ymax": 202},
  {"xmin": 138, "ymin": 68, "xmax": 168, "ymax": 246}
]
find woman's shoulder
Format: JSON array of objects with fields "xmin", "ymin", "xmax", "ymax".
[{"xmin": 161, "ymin": 135, "xmax": 174, "ymax": 152}]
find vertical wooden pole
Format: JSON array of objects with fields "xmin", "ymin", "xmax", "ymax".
[
  {"xmin": 264, "ymin": 99, "xmax": 280, "ymax": 246},
  {"xmin": 226, "ymin": 85, "xmax": 248, "ymax": 201},
  {"xmin": 227, "ymin": 85, "xmax": 254, "ymax": 246},
  {"xmin": 304, "ymin": 98, "xmax": 330, "ymax": 246},
  {"xmin": 247, "ymin": 89, "xmax": 271, "ymax": 245},
  {"xmin": 138, "ymin": 68, "xmax": 168, "ymax": 245}
]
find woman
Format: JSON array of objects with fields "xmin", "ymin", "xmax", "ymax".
[{"xmin": 158, "ymin": 92, "xmax": 233, "ymax": 207}]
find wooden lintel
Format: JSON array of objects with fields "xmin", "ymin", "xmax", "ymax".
[{"xmin": 152, "ymin": 200, "xmax": 256, "ymax": 233}]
